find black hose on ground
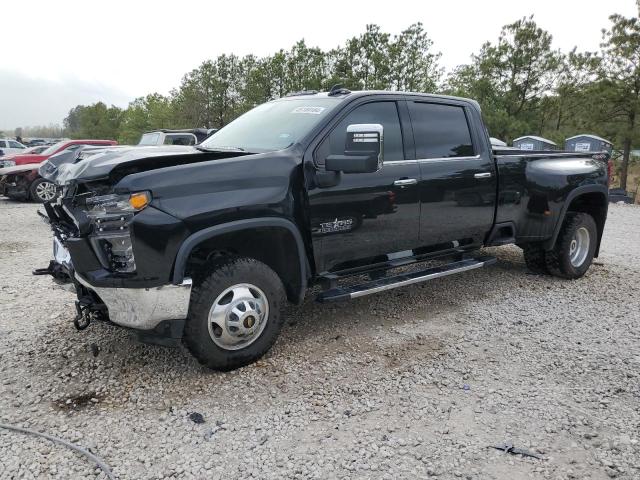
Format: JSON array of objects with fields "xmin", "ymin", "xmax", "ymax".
[{"xmin": 0, "ymin": 422, "xmax": 115, "ymax": 479}]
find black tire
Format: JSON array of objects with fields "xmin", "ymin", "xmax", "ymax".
[
  {"xmin": 522, "ymin": 243, "xmax": 549, "ymax": 274},
  {"xmin": 29, "ymin": 177, "xmax": 58, "ymax": 203},
  {"xmin": 184, "ymin": 256, "xmax": 286, "ymax": 371},
  {"xmin": 545, "ymin": 212, "xmax": 597, "ymax": 279}
]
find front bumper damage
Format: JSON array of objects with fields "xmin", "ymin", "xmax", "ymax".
[
  {"xmin": 36, "ymin": 207, "xmax": 193, "ymax": 345},
  {"xmin": 0, "ymin": 174, "xmax": 29, "ymax": 200},
  {"xmin": 74, "ymin": 273, "xmax": 192, "ymax": 330}
]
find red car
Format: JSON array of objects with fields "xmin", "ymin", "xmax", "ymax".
[{"xmin": 0, "ymin": 139, "xmax": 117, "ymax": 202}]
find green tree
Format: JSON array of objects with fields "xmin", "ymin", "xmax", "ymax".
[
  {"xmin": 77, "ymin": 102, "xmax": 122, "ymax": 139},
  {"xmin": 288, "ymin": 40, "xmax": 327, "ymax": 92},
  {"xmin": 598, "ymin": 11, "xmax": 640, "ymax": 190},
  {"xmin": 174, "ymin": 54, "xmax": 249, "ymax": 129},
  {"xmin": 63, "ymin": 103, "xmax": 121, "ymax": 140},
  {"xmin": 446, "ymin": 17, "xmax": 562, "ymax": 141},
  {"xmin": 332, "ymin": 25, "xmax": 392, "ymax": 90},
  {"xmin": 389, "ymin": 23, "xmax": 441, "ymax": 92},
  {"xmin": 537, "ymin": 50, "xmax": 601, "ymax": 143},
  {"xmin": 63, "ymin": 105, "xmax": 86, "ymax": 137},
  {"xmin": 118, "ymin": 93, "xmax": 176, "ymax": 144}
]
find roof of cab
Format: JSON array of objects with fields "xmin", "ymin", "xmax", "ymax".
[{"xmin": 283, "ymin": 89, "xmax": 482, "ymax": 111}]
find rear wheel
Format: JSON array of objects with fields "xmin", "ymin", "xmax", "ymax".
[
  {"xmin": 545, "ymin": 212, "xmax": 597, "ymax": 279},
  {"xmin": 184, "ymin": 256, "xmax": 286, "ymax": 371},
  {"xmin": 29, "ymin": 178, "xmax": 58, "ymax": 203},
  {"xmin": 522, "ymin": 243, "xmax": 548, "ymax": 274}
]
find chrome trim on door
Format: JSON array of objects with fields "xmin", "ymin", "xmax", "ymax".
[
  {"xmin": 474, "ymin": 172, "xmax": 492, "ymax": 179},
  {"xmin": 416, "ymin": 155, "xmax": 481, "ymax": 164},
  {"xmin": 393, "ymin": 178, "xmax": 418, "ymax": 186},
  {"xmin": 385, "ymin": 155, "xmax": 481, "ymax": 166},
  {"xmin": 383, "ymin": 159, "xmax": 418, "ymax": 166}
]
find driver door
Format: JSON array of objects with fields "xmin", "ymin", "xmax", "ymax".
[{"xmin": 306, "ymin": 100, "xmax": 421, "ymax": 273}]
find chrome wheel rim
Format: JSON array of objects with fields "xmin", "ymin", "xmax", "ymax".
[
  {"xmin": 35, "ymin": 181, "xmax": 57, "ymax": 201},
  {"xmin": 207, "ymin": 283, "xmax": 269, "ymax": 350},
  {"xmin": 569, "ymin": 226, "xmax": 590, "ymax": 267}
]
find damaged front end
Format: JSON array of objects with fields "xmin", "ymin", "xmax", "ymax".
[
  {"xmin": 34, "ymin": 202, "xmax": 109, "ymax": 330},
  {"xmin": 35, "ymin": 183, "xmax": 192, "ymax": 344}
]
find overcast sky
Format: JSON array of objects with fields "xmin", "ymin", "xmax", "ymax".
[{"xmin": 1, "ymin": 0, "xmax": 636, "ymax": 131}]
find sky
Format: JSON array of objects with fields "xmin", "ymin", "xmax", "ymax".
[{"xmin": 1, "ymin": 0, "xmax": 637, "ymax": 131}]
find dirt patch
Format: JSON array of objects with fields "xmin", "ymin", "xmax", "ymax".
[{"xmin": 54, "ymin": 391, "xmax": 103, "ymax": 411}]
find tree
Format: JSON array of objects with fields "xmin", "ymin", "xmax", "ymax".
[
  {"xmin": 536, "ymin": 50, "xmax": 601, "ymax": 143},
  {"xmin": 331, "ymin": 25, "xmax": 392, "ymax": 90},
  {"xmin": 118, "ymin": 93, "xmax": 176, "ymax": 144},
  {"xmin": 598, "ymin": 11, "xmax": 640, "ymax": 190},
  {"xmin": 389, "ymin": 23, "xmax": 441, "ymax": 92},
  {"xmin": 63, "ymin": 105, "xmax": 86, "ymax": 137},
  {"xmin": 173, "ymin": 54, "xmax": 250, "ymax": 129},
  {"xmin": 446, "ymin": 17, "xmax": 562, "ymax": 141},
  {"xmin": 284, "ymin": 40, "xmax": 327, "ymax": 93},
  {"xmin": 65, "ymin": 102, "xmax": 122, "ymax": 139}
]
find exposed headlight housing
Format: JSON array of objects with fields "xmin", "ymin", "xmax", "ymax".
[
  {"xmin": 86, "ymin": 191, "xmax": 151, "ymax": 218},
  {"xmin": 86, "ymin": 191, "xmax": 151, "ymax": 273},
  {"xmin": 2, "ymin": 160, "xmax": 16, "ymax": 167}
]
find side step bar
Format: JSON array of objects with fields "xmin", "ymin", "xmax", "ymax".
[{"xmin": 316, "ymin": 256, "xmax": 497, "ymax": 303}]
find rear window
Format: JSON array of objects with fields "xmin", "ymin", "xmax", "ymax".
[
  {"xmin": 409, "ymin": 102, "xmax": 474, "ymax": 159},
  {"xmin": 164, "ymin": 134, "xmax": 196, "ymax": 145},
  {"xmin": 139, "ymin": 133, "xmax": 160, "ymax": 146}
]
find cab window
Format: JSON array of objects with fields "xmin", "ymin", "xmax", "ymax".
[
  {"xmin": 409, "ymin": 102, "xmax": 474, "ymax": 159},
  {"xmin": 315, "ymin": 101, "xmax": 404, "ymax": 167}
]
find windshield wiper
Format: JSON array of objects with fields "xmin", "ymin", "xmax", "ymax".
[{"xmin": 195, "ymin": 145, "xmax": 246, "ymax": 153}]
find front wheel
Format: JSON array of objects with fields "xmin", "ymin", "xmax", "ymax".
[
  {"xmin": 184, "ymin": 256, "xmax": 286, "ymax": 371},
  {"xmin": 29, "ymin": 177, "xmax": 58, "ymax": 203},
  {"xmin": 546, "ymin": 212, "xmax": 597, "ymax": 279}
]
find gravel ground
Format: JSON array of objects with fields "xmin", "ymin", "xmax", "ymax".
[{"xmin": 0, "ymin": 198, "xmax": 639, "ymax": 480}]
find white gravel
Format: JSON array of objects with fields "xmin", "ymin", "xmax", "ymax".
[{"xmin": 0, "ymin": 198, "xmax": 639, "ymax": 480}]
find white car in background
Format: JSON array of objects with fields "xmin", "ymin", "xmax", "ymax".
[
  {"xmin": 0, "ymin": 138, "xmax": 27, "ymax": 156},
  {"xmin": 138, "ymin": 128, "xmax": 216, "ymax": 146}
]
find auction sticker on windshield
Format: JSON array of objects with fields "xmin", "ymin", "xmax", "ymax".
[{"xmin": 291, "ymin": 106, "xmax": 326, "ymax": 114}]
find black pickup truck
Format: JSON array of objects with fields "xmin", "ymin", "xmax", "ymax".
[{"xmin": 39, "ymin": 87, "xmax": 610, "ymax": 370}]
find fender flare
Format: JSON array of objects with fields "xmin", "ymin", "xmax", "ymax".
[
  {"xmin": 171, "ymin": 217, "xmax": 309, "ymax": 301},
  {"xmin": 543, "ymin": 184, "xmax": 608, "ymax": 251}
]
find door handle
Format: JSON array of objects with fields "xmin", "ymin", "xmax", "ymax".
[
  {"xmin": 474, "ymin": 172, "xmax": 492, "ymax": 179},
  {"xmin": 393, "ymin": 178, "xmax": 418, "ymax": 186}
]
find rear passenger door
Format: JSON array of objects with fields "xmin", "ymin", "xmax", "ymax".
[{"xmin": 408, "ymin": 100, "xmax": 496, "ymax": 248}]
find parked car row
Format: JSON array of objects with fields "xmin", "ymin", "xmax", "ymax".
[
  {"xmin": 0, "ymin": 139, "xmax": 118, "ymax": 202},
  {"xmin": 0, "ymin": 128, "xmax": 218, "ymax": 203}
]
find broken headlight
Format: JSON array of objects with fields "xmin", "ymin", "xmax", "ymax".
[
  {"xmin": 86, "ymin": 191, "xmax": 150, "ymax": 218},
  {"xmin": 86, "ymin": 192, "xmax": 151, "ymax": 273}
]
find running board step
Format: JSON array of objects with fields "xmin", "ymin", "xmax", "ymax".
[{"xmin": 316, "ymin": 256, "xmax": 496, "ymax": 303}]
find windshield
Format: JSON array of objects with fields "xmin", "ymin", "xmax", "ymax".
[
  {"xmin": 201, "ymin": 98, "xmax": 340, "ymax": 153},
  {"xmin": 41, "ymin": 141, "xmax": 68, "ymax": 156}
]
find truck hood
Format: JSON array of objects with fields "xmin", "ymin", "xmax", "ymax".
[{"xmin": 55, "ymin": 145, "xmax": 249, "ymax": 185}]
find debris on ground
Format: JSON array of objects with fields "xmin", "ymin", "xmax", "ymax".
[
  {"xmin": 189, "ymin": 412, "xmax": 205, "ymax": 424},
  {"xmin": 489, "ymin": 442, "xmax": 544, "ymax": 460}
]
